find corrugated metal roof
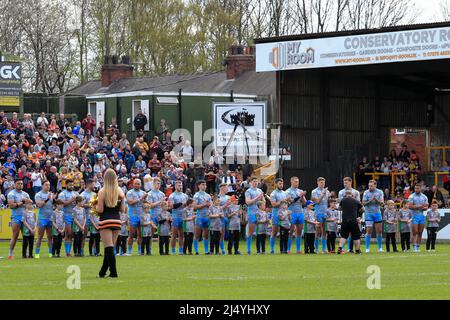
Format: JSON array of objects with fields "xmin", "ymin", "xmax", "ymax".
[
  {"xmin": 65, "ymin": 71, "xmax": 276, "ymax": 98},
  {"xmin": 254, "ymin": 21, "xmax": 450, "ymax": 44}
]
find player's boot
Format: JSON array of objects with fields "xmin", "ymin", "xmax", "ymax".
[{"xmin": 35, "ymin": 254, "xmax": 40, "ymax": 259}]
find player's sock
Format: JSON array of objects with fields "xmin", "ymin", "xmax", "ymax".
[
  {"xmin": 178, "ymin": 247, "xmax": 183, "ymax": 254},
  {"xmin": 347, "ymin": 237, "xmax": 352, "ymax": 250},
  {"xmin": 322, "ymin": 238, "xmax": 327, "ymax": 251},
  {"xmin": 8, "ymin": 248, "xmax": 13, "ymax": 256},
  {"xmin": 64, "ymin": 241, "xmax": 70, "ymax": 255},
  {"xmin": 287, "ymin": 237, "xmax": 292, "ymax": 252},
  {"xmin": 138, "ymin": 245, "xmax": 143, "ymax": 255},
  {"xmin": 194, "ymin": 240, "xmax": 199, "ymax": 253},
  {"xmin": 314, "ymin": 238, "xmax": 319, "ymax": 252},
  {"xmin": 296, "ymin": 237, "xmax": 301, "ymax": 252},
  {"xmin": 220, "ymin": 241, "xmax": 225, "ymax": 253},
  {"xmin": 81, "ymin": 248, "xmax": 84, "ymax": 256},
  {"xmin": 172, "ymin": 247, "xmax": 176, "ymax": 254},
  {"xmin": 113, "ymin": 247, "xmax": 116, "ymax": 255},
  {"xmin": 376, "ymin": 234, "xmax": 383, "ymax": 250},
  {"xmin": 365, "ymin": 235, "xmax": 371, "ymax": 251},
  {"xmin": 247, "ymin": 236, "xmax": 252, "ymax": 253},
  {"xmin": 203, "ymin": 240, "xmax": 209, "ymax": 254},
  {"xmin": 127, "ymin": 244, "xmax": 132, "ymax": 254},
  {"xmin": 270, "ymin": 236, "xmax": 275, "ymax": 253},
  {"xmin": 35, "ymin": 245, "xmax": 40, "ymax": 255},
  {"xmin": 68, "ymin": 242, "xmax": 72, "ymax": 254},
  {"xmin": 48, "ymin": 243, "xmax": 52, "ymax": 254}
]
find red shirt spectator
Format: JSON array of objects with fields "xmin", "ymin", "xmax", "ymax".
[{"xmin": 82, "ymin": 114, "xmax": 96, "ymax": 133}]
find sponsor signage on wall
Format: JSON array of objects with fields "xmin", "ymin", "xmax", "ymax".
[
  {"xmin": 0, "ymin": 62, "xmax": 22, "ymax": 107},
  {"xmin": 256, "ymin": 26, "xmax": 450, "ymax": 72},
  {"xmin": 213, "ymin": 102, "xmax": 267, "ymax": 157}
]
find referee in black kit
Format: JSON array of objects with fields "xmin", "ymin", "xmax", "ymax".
[{"xmin": 338, "ymin": 191, "xmax": 363, "ymax": 254}]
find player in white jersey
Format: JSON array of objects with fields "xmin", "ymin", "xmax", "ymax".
[
  {"xmin": 286, "ymin": 176, "xmax": 307, "ymax": 254},
  {"xmin": 245, "ymin": 177, "xmax": 264, "ymax": 255},
  {"xmin": 168, "ymin": 180, "xmax": 188, "ymax": 255},
  {"xmin": 408, "ymin": 183, "xmax": 429, "ymax": 252},
  {"xmin": 362, "ymin": 180, "xmax": 384, "ymax": 253},
  {"xmin": 269, "ymin": 178, "xmax": 289, "ymax": 254},
  {"xmin": 311, "ymin": 177, "xmax": 330, "ymax": 253}
]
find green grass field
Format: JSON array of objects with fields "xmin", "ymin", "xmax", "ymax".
[{"xmin": 0, "ymin": 241, "xmax": 449, "ymax": 300}]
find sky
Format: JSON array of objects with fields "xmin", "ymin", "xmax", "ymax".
[{"xmin": 413, "ymin": 0, "xmax": 444, "ymax": 23}]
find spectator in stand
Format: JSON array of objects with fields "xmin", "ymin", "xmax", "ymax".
[
  {"xmin": 388, "ymin": 149, "xmax": 397, "ymax": 162},
  {"xmin": 149, "ymin": 136, "xmax": 161, "ymax": 159},
  {"xmin": 108, "ymin": 118, "xmax": 120, "ymax": 137},
  {"xmin": 133, "ymin": 109, "xmax": 148, "ymax": 131},
  {"xmin": 356, "ymin": 156, "xmax": 371, "ymax": 186},
  {"xmin": 148, "ymin": 153, "xmax": 161, "ymax": 176},
  {"xmin": 57, "ymin": 114, "xmax": 66, "ymax": 132},
  {"xmin": 37, "ymin": 112, "xmax": 49, "ymax": 127},
  {"xmin": 441, "ymin": 161, "xmax": 450, "ymax": 192},
  {"xmin": 259, "ymin": 179, "xmax": 268, "ymax": 194},
  {"xmin": 398, "ymin": 144, "xmax": 410, "ymax": 162},
  {"xmin": 82, "ymin": 113, "xmax": 96, "ymax": 134},
  {"xmin": 205, "ymin": 160, "xmax": 218, "ymax": 195},
  {"xmin": 393, "ymin": 190, "xmax": 403, "ymax": 204},
  {"xmin": 181, "ymin": 140, "xmax": 193, "ymax": 163},
  {"xmin": 373, "ymin": 156, "xmax": 382, "ymax": 172},
  {"xmin": 10, "ymin": 112, "xmax": 19, "ymax": 129},
  {"xmin": 156, "ymin": 119, "xmax": 170, "ymax": 143},
  {"xmin": 160, "ymin": 133, "xmax": 173, "ymax": 158},
  {"xmin": 425, "ymin": 185, "xmax": 445, "ymax": 208},
  {"xmin": 446, "ymin": 198, "xmax": 450, "ymax": 208},
  {"xmin": 383, "ymin": 188, "xmax": 392, "ymax": 201},
  {"xmin": 97, "ymin": 121, "xmax": 105, "ymax": 138}
]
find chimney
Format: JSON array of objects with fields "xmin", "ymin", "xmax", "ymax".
[
  {"xmin": 224, "ymin": 45, "xmax": 256, "ymax": 80},
  {"xmin": 101, "ymin": 55, "xmax": 134, "ymax": 87}
]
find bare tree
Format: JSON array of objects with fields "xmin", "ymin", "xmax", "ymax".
[{"xmin": 346, "ymin": 0, "xmax": 416, "ymax": 30}]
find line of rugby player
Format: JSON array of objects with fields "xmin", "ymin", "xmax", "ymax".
[{"xmin": 6, "ymin": 174, "xmax": 440, "ymax": 259}]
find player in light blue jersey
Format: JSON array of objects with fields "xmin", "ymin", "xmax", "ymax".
[
  {"xmin": 193, "ymin": 180, "xmax": 212, "ymax": 255},
  {"xmin": 218, "ymin": 183, "xmax": 231, "ymax": 255},
  {"xmin": 408, "ymin": 183, "xmax": 429, "ymax": 252},
  {"xmin": 362, "ymin": 180, "xmax": 384, "ymax": 253},
  {"xmin": 245, "ymin": 177, "xmax": 264, "ymax": 255},
  {"xmin": 168, "ymin": 180, "xmax": 188, "ymax": 255},
  {"xmin": 338, "ymin": 177, "xmax": 361, "ymax": 252},
  {"xmin": 286, "ymin": 176, "xmax": 307, "ymax": 254},
  {"xmin": 7, "ymin": 180, "xmax": 32, "ymax": 260},
  {"xmin": 34, "ymin": 181, "xmax": 55, "ymax": 258},
  {"xmin": 147, "ymin": 178, "xmax": 166, "ymax": 255},
  {"xmin": 269, "ymin": 178, "xmax": 289, "ymax": 254},
  {"xmin": 311, "ymin": 177, "xmax": 330, "ymax": 253},
  {"xmin": 126, "ymin": 179, "xmax": 147, "ymax": 255},
  {"xmin": 57, "ymin": 182, "xmax": 79, "ymax": 257},
  {"xmin": 80, "ymin": 180, "xmax": 95, "ymax": 257}
]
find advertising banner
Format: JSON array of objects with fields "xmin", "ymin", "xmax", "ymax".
[
  {"xmin": 256, "ymin": 26, "xmax": 450, "ymax": 72},
  {"xmin": 0, "ymin": 62, "xmax": 22, "ymax": 107},
  {"xmin": 213, "ymin": 102, "xmax": 267, "ymax": 157}
]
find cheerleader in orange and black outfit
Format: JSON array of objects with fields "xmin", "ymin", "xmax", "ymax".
[{"xmin": 95, "ymin": 169, "xmax": 125, "ymax": 278}]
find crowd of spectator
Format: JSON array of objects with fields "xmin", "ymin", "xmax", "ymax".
[
  {"xmin": 0, "ymin": 110, "xmax": 271, "ymax": 208},
  {"xmin": 355, "ymin": 144, "xmax": 450, "ymax": 208}
]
